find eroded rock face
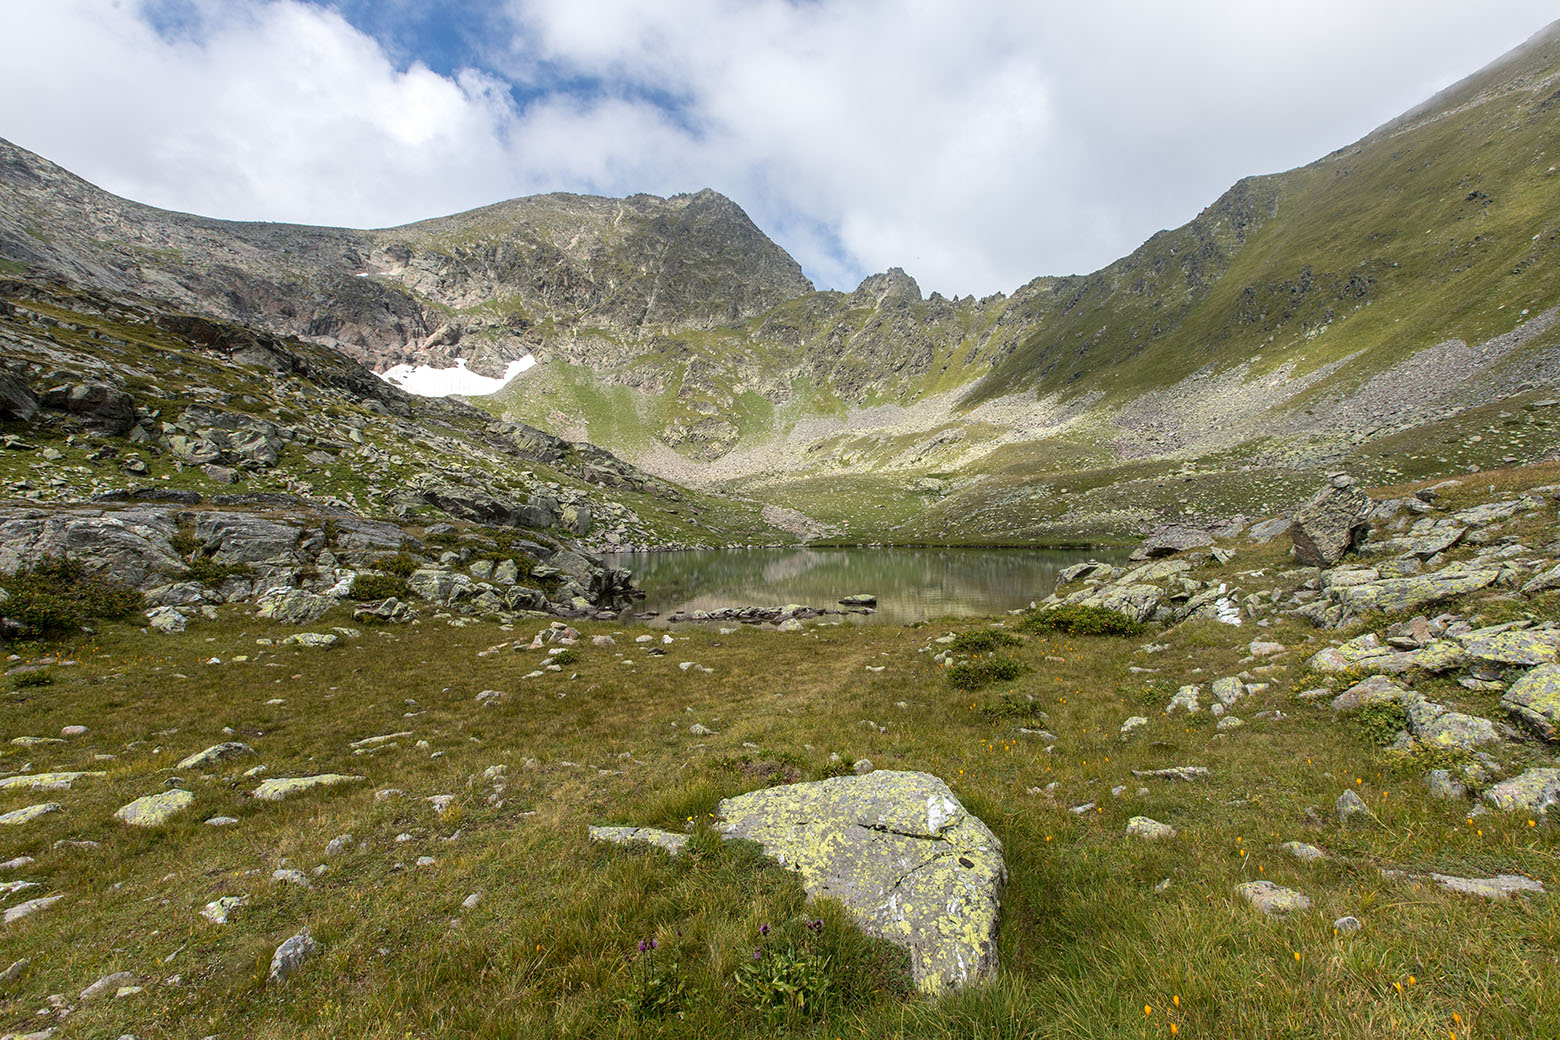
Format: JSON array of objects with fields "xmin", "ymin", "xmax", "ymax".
[{"xmin": 714, "ymin": 770, "xmax": 1004, "ymax": 994}]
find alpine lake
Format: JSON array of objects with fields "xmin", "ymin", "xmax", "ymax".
[{"xmin": 604, "ymin": 545, "xmax": 1133, "ymax": 625}]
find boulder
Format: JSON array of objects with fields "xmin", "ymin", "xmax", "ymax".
[
  {"xmin": 113, "ymin": 789, "xmax": 195, "ymax": 827},
  {"xmin": 1458, "ymin": 626, "xmax": 1559, "ymax": 668},
  {"xmin": 0, "ymin": 505, "xmax": 182, "ymax": 588},
  {"xmin": 1289, "ymin": 474, "xmax": 1372, "ymax": 567},
  {"xmin": 146, "ymin": 605, "xmax": 186, "ymax": 634},
  {"xmin": 588, "ymin": 825, "xmax": 690, "ymax": 856},
  {"xmin": 1330, "ymin": 675, "xmax": 1407, "ymax": 711},
  {"xmin": 255, "ymin": 589, "xmax": 332, "ymax": 625},
  {"xmin": 44, "ymin": 383, "xmax": 136, "ymax": 435},
  {"xmin": 251, "ymin": 774, "xmax": 363, "ymax": 801},
  {"xmin": 0, "ymin": 803, "xmax": 61, "ymax": 826},
  {"xmin": 176, "ymin": 742, "xmax": 256, "ymax": 771},
  {"xmin": 1126, "ymin": 816, "xmax": 1176, "ymax": 839},
  {"xmin": 268, "ymin": 928, "xmax": 320, "ymax": 983},
  {"xmin": 715, "ymin": 770, "xmax": 1004, "ymax": 993},
  {"xmin": 1414, "ymin": 711, "xmax": 1500, "ymax": 749},
  {"xmin": 1482, "ymin": 768, "xmax": 1560, "ymax": 814},
  {"xmin": 194, "ymin": 512, "xmax": 303, "ymax": 565},
  {"xmin": 1236, "ymin": 880, "xmax": 1311, "ymax": 914},
  {"xmin": 1503, "ymin": 663, "xmax": 1560, "ymax": 741},
  {"xmin": 1130, "ymin": 526, "xmax": 1214, "ymax": 560}
]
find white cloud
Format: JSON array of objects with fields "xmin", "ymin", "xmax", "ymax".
[{"xmin": 0, "ymin": 0, "xmax": 1555, "ymax": 297}]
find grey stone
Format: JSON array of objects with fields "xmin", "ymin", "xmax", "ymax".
[
  {"xmin": 0, "ymin": 372, "xmax": 39, "ymax": 422},
  {"xmin": 1502, "ymin": 663, "xmax": 1560, "ymax": 741},
  {"xmin": 146, "ymin": 606, "xmax": 186, "ymax": 633},
  {"xmin": 1166, "ymin": 685, "xmax": 1200, "ymax": 715},
  {"xmin": 1482, "ymin": 767, "xmax": 1560, "ymax": 814},
  {"xmin": 1281, "ymin": 841, "xmax": 1327, "ymax": 862},
  {"xmin": 1333, "ymin": 915, "xmax": 1362, "ymax": 933},
  {"xmin": 176, "ymin": 742, "xmax": 255, "ymax": 771},
  {"xmin": 255, "ymin": 589, "xmax": 332, "ymax": 625},
  {"xmin": 1126, "ymin": 816, "xmax": 1176, "ymax": 839},
  {"xmin": 588, "ymin": 825, "xmax": 690, "ymax": 856},
  {"xmin": 1424, "ymin": 770, "xmax": 1467, "ymax": 800},
  {"xmin": 268, "ymin": 929, "xmax": 320, "ymax": 983},
  {"xmin": 80, "ymin": 971, "xmax": 136, "ymax": 1001},
  {"xmin": 113, "ymin": 789, "xmax": 195, "ymax": 827},
  {"xmin": 1236, "ymin": 880, "xmax": 1312, "ymax": 914},
  {"xmin": 1336, "ymin": 788, "xmax": 1371, "ymax": 825},
  {"xmin": 1429, "ymin": 873, "xmax": 1545, "ymax": 899},
  {"xmin": 1330, "ymin": 675, "xmax": 1407, "ymax": 711}
]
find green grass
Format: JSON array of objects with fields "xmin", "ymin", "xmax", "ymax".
[{"xmin": 6, "ymin": 480, "xmax": 1557, "ymax": 1039}]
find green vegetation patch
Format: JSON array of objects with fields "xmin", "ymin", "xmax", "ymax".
[
  {"xmin": 947, "ymin": 655, "xmax": 1029, "ymax": 689},
  {"xmin": 1019, "ymin": 604, "xmax": 1146, "ymax": 637},
  {"xmin": 0, "ymin": 556, "xmax": 143, "ymax": 639}
]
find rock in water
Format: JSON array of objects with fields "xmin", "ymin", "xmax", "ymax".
[
  {"xmin": 715, "ymin": 770, "xmax": 1004, "ymax": 993},
  {"xmin": 1289, "ymin": 474, "xmax": 1372, "ymax": 567}
]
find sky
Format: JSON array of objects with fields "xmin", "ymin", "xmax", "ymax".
[{"xmin": 0, "ymin": 1, "xmax": 1555, "ymax": 298}]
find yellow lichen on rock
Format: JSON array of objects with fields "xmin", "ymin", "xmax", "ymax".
[{"xmin": 715, "ymin": 769, "xmax": 1005, "ymax": 994}]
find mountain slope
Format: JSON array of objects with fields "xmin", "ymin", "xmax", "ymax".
[{"xmin": 3, "ymin": 22, "xmax": 1560, "ymax": 543}]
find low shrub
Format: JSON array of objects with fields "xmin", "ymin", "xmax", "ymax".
[
  {"xmin": 0, "ymin": 556, "xmax": 143, "ymax": 637},
  {"xmin": 1354, "ymin": 702, "xmax": 1409, "ymax": 747},
  {"xmin": 349, "ymin": 573, "xmax": 412, "ymax": 601},
  {"xmin": 11, "ymin": 671, "xmax": 54, "ymax": 689},
  {"xmin": 1019, "ymin": 604, "xmax": 1145, "ymax": 637},
  {"xmin": 948, "ymin": 630, "xmax": 1021, "ymax": 654},
  {"xmin": 948, "ymin": 656, "xmax": 1029, "ymax": 689},
  {"xmin": 374, "ymin": 553, "xmax": 420, "ymax": 578},
  {"xmin": 549, "ymin": 647, "xmax": 580, "ymax": 667},
  {"xmin": 977, "ymin": 692, "xmax": 1047, "ymax": 722}
]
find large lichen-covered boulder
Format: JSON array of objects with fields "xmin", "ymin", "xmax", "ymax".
[
  {"xmin": 715, "ymin": 770, "xmax": 1004, "ymax": 994},
  {"xmin": 1079, "ymin": 583, "xmax": 1163, "ymax": 624},
  {"xmin": 1332, "ymin": 565, "xmax": 1502, "ymax": 617},
  {"xmin": 1503, "ymin": 664, "xmax": 1560, "ymax": 741},
  {"xmin": 177, "ymin": 742, "xmax": 256, "ymax": 771},
  {"xmin": 114, "ymin": 788, "xmax": 195, "ymax": 827},
  {"xmin": 0, "ymin": 505, "xmax": 182, "ymax": 588},
  {"xmin": 1289, "ymin": 475, "xmax": 1372, "ymax": 567}
]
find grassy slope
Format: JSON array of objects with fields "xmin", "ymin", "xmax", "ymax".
[
  {"xmin": 966, "ymin": 29, "xmax": 1560, "ymax": 408},
  {"xmin": 4, "ymin": 466, "xmax": 1558, "ymax": 1038}
]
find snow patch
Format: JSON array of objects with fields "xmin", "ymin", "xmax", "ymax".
[{"xmin": 379, "ymin": 356, "xmax": 535, "ymax": 398}]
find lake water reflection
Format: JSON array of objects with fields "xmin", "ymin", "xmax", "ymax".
[{"xmin": 603, "ymin": 546, "xmax": 1132, "ymax": 625}]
